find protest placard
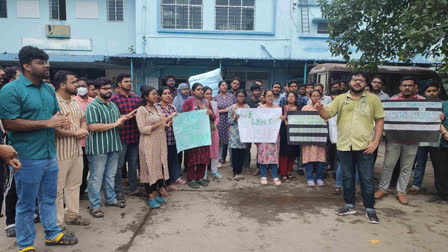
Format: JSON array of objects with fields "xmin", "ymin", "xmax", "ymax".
[
  {"xmin": 383, "ymin": 100, "xmax": 442, "ymax": 142},
  {"xmin": 188, "ymin": 68, "xmax": 222, "ymax": 96},
  {"xmin": 237, "ymin": 108, "xmax": 281, "ymax": 143},
  {"xmin": 287, "ymin": 111, "xmax": 328, "ymax": 145},
  {"xmin": 173, "ymin": 109, "xmax": 211, "ymax": 153}
]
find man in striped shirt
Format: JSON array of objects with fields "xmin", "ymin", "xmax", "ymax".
[
  {"xmin": 85, "ymin": 77, "xmax": 136, "ymax": 218},
  {"xmin": 54, "ymin": 71, "xmax": 90, "ymax": 228}
]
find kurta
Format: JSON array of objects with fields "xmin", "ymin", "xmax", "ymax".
[
  {"xmin": 257, "ymin": 105, "xmax": 281, "ymax": 165},
  {"xmin": 279, "ymin": 105, "xmax": 300, "ymax": 157},
  {"xmin": 213, "ymin": 92, "xmax": 236, "ymax": 144},
  {"xmin": 210, "ymin": 100, "xmax": 220, "ymax": 159},
  {"xmin": 136, "ymin": 105, "xmax": 169, "ymax": 185},
  {"xmin": 301, "ymin": 104, "xmax": 326, "ymax": 164},
  {"xmin": 228, "ymin": 104, "xmax": 249, "ymax": 149},
  {"xmin": 182, "ymin": 97, "xmax": 213, "ymax": 166}
]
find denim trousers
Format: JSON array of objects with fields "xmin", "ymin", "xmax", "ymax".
[
  {"xmin": 115, "ymin": 143, "xmax": 139, "ymax": 194},
  {"xmin": 259, "ymin": 164, "xmax": 278, "ymax": 178},
  {"xmin": 412, "ymin": 146, "xmax": 437, "ymax": 189},
  {"xmin": 88, "ymin": 152, "xmax": 119, "ymax": 209},
  {"xmin": 305, "ymin": 162, "xmax": 325, "ymax": 181},
  {"xmin": 336, "ymin": 163, "xmax": 359, "ymax": 187},
  {"xmin": 13, "ymin": 158, "xmax": 62, "ymax": 249},
  {"xmin": 337, "ymin": 150, "xmax": 376, "ymax": 214},
  {"xmin": 167, "ymin": 144, "xmax": 181, "ymax": 182}
]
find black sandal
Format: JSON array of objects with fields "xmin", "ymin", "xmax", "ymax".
[
  {"xmin": 287, "ymin": 173, "xmax": 297, "ymax": 181},
  {"xmin": 89, "ymin": 208, "xmax": 104, "ymax": 218},
  {"xmin": 105, "ymin": 200, "xmax": 126, "ymax": 208},
  {"xmin": 281, "ymin": 176, "xmax": 290, "ymax": 183},
  {"xmin": 45, "ymin": 232, "xmax": 78, "ymax": 246}
]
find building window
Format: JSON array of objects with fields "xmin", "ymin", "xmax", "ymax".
[
  {"xmin": 317, "ymin": 22, "xmax": 328, "ymax": 34},
  {"xmin": 0, "ymin": 0, "xmax": 7, "ymax": 18},
  {"xmin": 216, "ymin": 0, "xmax": 255, "ymax": 31},
  {"xmin": 107, "ymin": 0, "xmax": 124, "ymax": 21},
  {"xmin": 161, "ymin": 0, "xmax": 203, "ymax": 30},
  {"xmin": 49, "ymin": 0, "xmax": 66, "ymax": 20}
]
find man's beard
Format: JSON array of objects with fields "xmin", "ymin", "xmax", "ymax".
[
  {"xmin": 350, "ymin": 86, "xmax": 365, "ymax": 94},
  {"xmin": 100, "ymin": 93, "xmax": 112, "ymax": 99}
]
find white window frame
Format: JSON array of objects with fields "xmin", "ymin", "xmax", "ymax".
[
  {"xmin": 161, "ymin": 0, "xmax": 203, "ymax": 30},
  {"xmin": 107, "ymin": 0, "xmax": 124, "ymax": 22},
  {"xmin": 215, "ymin": 0, "xmax": 256, "ymax": 31}
]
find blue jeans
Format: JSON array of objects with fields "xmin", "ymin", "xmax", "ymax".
[
  {"xmin": 168, "ymin": 144, "xmax": 181, "ymax": 182},
  {"xmin": 337, "ymin": 150, "xmax": 376, "ymax": 214},
  {"xmin": 305, "ymin": 162, "xmax": 325, "ymax": 181},
  {"xmin": 336, "ymin": 164, "xmax": 359, "ymax": 187},
  {"xmin": 259, "ymin": 164, "xmax": 278, "ymax": 178},
  {"xmin": 88, "ymin": 152, "xmax": 119, "ymax": 209},
  {"xmin": 13, "ymin": 158, "xmax": 61, "ymax": 249},
  {"xmin": 115, "ymin": 143, "xmax": 139, "ymax": 193},
  {"xmin": 412, "ymin": 146, "xmax": 437, "ymax": 189}
]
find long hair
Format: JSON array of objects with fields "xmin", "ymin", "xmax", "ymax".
[{"xmin": 138, "ymin": 85, "xmax": 157, "ymax": 107}]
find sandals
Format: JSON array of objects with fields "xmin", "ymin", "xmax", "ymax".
[
  {"xmin": 333, "ymin": 186, "xmax": 342, "ymax": 194},
  {"xmin": 175, "ymin": 178, "xmax": 187, "ymax": 185},
  {"xmin": 166, "ymin": 185, "xmax": 182, "ymax": 192},
  {"xmin": 18, "ymin": 246, "xmax": 35, "ymax": 252},
  {"xmin": 287, "ymin": 173, "xmax": 297, "ymax": 181},
  {"xmin": 128, "ymin": 189, "xmax": 146, "ymax": 197},
  {"xmin": 281, "ymin": 176, "xmax": 290, "ymax": 183},
  {"xmin": 65, "ymin": 216, "xmax": 90, "ymax": 226},
  {"xmin": 243, "ymin": 167, "xmax": 252, "ymax": 174},
  {"xmin": 159, "ymin": 187, "xmax": 169, "ymax": 196},
  {"xmin": 45, "ymin": 232, "xmax": 78, "ymax": 246},
  {"xmin": 253, "ymin": 169, "xmax": 260, "ymax": 176},
  {"xmin": 116, "ymin": 193, "xmax": 126, "ymax": 202},
  {"xmin": 89, "ymin": 208, "xmax": 104, "ymax": 218},
  {"xmin": 105, "ymin": 200, "xmax": 126, "ymax": 208}
]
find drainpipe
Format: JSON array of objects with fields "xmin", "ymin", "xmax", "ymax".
[{"xmin": 303, "ymin": 61, "xmax": 307, "ymax": 83}]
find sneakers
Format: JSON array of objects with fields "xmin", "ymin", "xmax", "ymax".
[
  {"xmin": 366, "ymin": 212, "xmax": 380, "ymax": 224},
  {"xmin": 273, "ymin": 178, "xmax": 282, "ymax": 186},
  {"xmin": 260, "ymin": 177, "xmax": 268, "ymax": 185},
  {"xmin": 426, "ymin": 195, "xmax": 447, "ymax": 204},
  {"xmin": 5, "ymin": 224, "xmax": 16, "ymax": 237},
  {"xmin": 316, "ymin": 179, "xmax": 325, "ymax": 187},
  {"xmin": 396, "ymin": 193, "xmax": 409, "ymax": 205},
  {"xmin": 212, "ymin": 171, "xmax": 223, "ymax": 179},
  {"xmin": 217, "ymin": 162, "xmax": 222, "ymax": 168},
  {"xmin": 188, "ymin": 180, "xmax": 200, "ymax": 189},
  {"xmin": 155, "ymin": 196, "xmax": 167, "ymax": 204},
  {"xmin": 147, "ymin": 199, "xmax": 160, "ymax": 209},
  {"xmin": 307, "ymin": 180, "xmax": 315, "ymax": 187},
  {"xmin": 374, "ymin": 189, "xmax": 386, "ymax": 199},
  {"xmin": 197, "ymin": 179, "xmax": 209, "ymax": 187},
  {"xmin": 234, "ymin": 174, "xmax": 245, "ymax": 181},
  {"xmin": 334, "ymin": 207, "xmax": 357, "ymax": 216}
]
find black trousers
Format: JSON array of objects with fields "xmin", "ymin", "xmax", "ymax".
[
  {"xmin": 0, "ymin": 161, "xmax": 4, "ymax": 217},
  {"xmin": 4, "ymin": 170, "xmax": 17, "ymax": 226},
  {"xmin": 231, "ymin": 148, "xmax": 245, "ymax": 175},
  {"xmin": 432, "ymin": 146, "xmax": 448, "ymax": 199},
  {"xmin": 144, "ymin": 179, "xmax": 168, "ymax": 194},
  {"xmin": 80, "ymin": 148, "xmax": 89, "ymax": 194}
]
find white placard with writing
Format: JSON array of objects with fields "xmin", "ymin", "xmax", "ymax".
[{"xmin": 237, "ymin": 108, "xmax": 282, "ymax": 143}]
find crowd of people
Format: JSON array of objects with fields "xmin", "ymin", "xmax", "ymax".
[{"xmin": 0, "ymin": 46, "xmax": 447, "ymax": 251}]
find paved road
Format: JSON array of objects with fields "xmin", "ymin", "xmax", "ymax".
[{"xmin": 1, "ymin": 144, "xmax": 448, "ymax": 251}]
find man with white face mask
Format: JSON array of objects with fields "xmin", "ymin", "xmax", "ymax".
[{"xmin": 75, "ymin": 77, "xmax": 94, "ymax": 199}]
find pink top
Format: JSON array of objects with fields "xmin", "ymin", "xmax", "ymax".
[{"xmin": 75, "ymin": 95, "xmax": 94, "ymax": 147}]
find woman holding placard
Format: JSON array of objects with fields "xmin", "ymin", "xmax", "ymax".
[
  {"xmin": 204, "ymin": 86, "xmax": 223, "ymax": 180},
  {"xmin": 213, "ymin": 81, "xmax": 236, "ymax": 167},
  {"xmin": 257, "ymin": 90, "xmax": 282, "ymax": 186},
  {"xmin": 279, "ymin": 92, "xmax": 301, "ymax": 183},
  {"xmin": 182, "ymin": 83, "xmax": 215, "ymax": 189},
  {"xmin": 301, "ymin": 90, "xmax": 327, "ymax": 187},
  {"xmin": 228, "ymin": 90, "xmax": 250, "ymax": 181}
]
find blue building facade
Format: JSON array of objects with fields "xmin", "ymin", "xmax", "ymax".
[
  {"xmin": 0, "ymin": 0, "xmax": 136, "ymax": 80},
  {"xmin": 121, "ymin": 0, "xmax": 338, "ymax": 91}
]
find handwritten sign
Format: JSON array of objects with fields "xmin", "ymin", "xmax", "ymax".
[
  {"xmin": 173, "ymin": 110, "xmax": 211, "ymax": 153},
  {"xmin": 287, "ymin": 111, "xmax": 328, "ymax": 145},
  {"xmin": 383, "ymin": 100, "xmax": 442, "ymax": 142},
  {"xmin": 237, "ymin": 108, "xmax": 281, "ymax": 143},
  {"xmin": 188, "ymin": 68, "xmax": 222, "ymax": 96}
]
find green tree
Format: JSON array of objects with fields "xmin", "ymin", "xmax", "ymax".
[{"xmin": 319, "ymin": 0, "xmax": 448, "ymax": 72}]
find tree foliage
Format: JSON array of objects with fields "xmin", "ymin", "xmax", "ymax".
[{"xmin": 319, "ymin": 0, "xmax": 448, "ymax": 72}]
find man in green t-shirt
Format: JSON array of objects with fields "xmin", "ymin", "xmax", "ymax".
[{"xmin": 315, "ymin": 71, "xmax": 385, "ymax": 224}]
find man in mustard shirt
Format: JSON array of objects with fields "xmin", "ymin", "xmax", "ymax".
[{"xmin": 315, "ymin": 71, "xmax": 385, "ymax": 224}]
